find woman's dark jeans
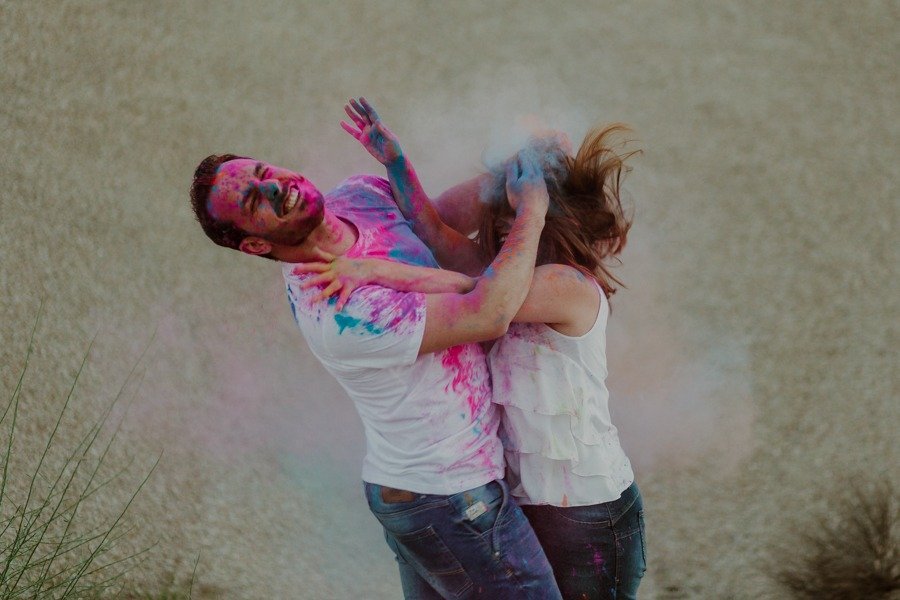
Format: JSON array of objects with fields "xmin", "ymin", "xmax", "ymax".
[{"xmin": 520, "ymin": 482, "xmax": 646, "ymax": 599}]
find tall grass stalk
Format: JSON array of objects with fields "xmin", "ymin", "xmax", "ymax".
[{"xmin": 0, "ymin": 306, "xmax": 160, "ymax": 599}]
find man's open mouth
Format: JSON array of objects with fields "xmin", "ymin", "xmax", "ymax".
[{"xmin": 282, "ymin": 187, "xmax": 300, "ymax": 216}]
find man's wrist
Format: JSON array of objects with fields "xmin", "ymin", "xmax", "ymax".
[{"xmin": 385, "ymin": 154, "xmax": 408, "ymax": 171}]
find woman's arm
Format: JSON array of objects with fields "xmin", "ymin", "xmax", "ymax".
[
  {"xmin": 303, "ymin": 153, "xmax": 551, "ymax": 356},
  {"xmin": 341, "ymin": 97, "xmax": 487, "ymax": 276},
  {"xmin": 431, "ymin": 174, "xmax": 490, "ymax": 237},
  {"xmin": 291, "ymin": 253, "xmax": 475, "ymax": 311},
  {"xmin": 296, "ymin": 253, "xmax": 599, "ymax": 338},
  {"xmin": 417, "ymin": 156, "xmax": 549, "ymax": 355}
]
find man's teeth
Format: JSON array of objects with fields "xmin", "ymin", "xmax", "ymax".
[{"xmin": 283, "ymin": 188, "xmax": 299, "ymax": 214}]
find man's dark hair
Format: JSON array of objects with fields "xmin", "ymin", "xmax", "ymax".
[{"xmin": 189, "ymin": 154, "xmax": 251, "ymax": 251}]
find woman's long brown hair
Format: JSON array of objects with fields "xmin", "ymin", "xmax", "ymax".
[{"xmin": 477, "ymin": 125, "xmax": 639, "ymax": 298}]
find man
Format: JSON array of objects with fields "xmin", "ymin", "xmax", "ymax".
[{"xmin": 189, "ymin": 99, "xmax": 561, "ymax": 599}]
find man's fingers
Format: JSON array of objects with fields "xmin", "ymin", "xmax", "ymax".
[
  {"xmin": 299, "ymin": 272, "xmax": 333, "ymax": 289},
  {"xmin": 312, "ymin": 248, "xmax": 336, "ymax": 262},
  {"xmin": 344, "ymin": 104, "xmax": 366, "ymax": 129},
  {"xmin": 336, "ymin": 287, "xmax": 353, "ymax": 312},
  {"xmin": 318, "ymin": 280, "xmax": 342, "ymax": 302},
  {"xmin": 359, "ymin": 97, "xmax": 381, "ymax": 122},
  {"xmin": 292, "ymin": 262, "xmax": 329, "ymax": 275},
  {"xmin": 340, "ymin": 120, "xmax": 361, "ymax": 138},
  {"xmin": 349, "ymin": 98, "xmax": 371, "ymax": 124},
  {"xmin": 343, "ymin": 104, "xmax": 366, "ymax": 129}
]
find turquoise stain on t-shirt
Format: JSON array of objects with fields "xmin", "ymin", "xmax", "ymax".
[
  {"xmin": 286, "ymin": 286, "xmax": 299, "ymax": 323},
  {"xmin": 334, "ymin": 313, "xmax": 383, "ymax": 336},
  {"xmin": 388, "ymin": 245, "xmax": 425, "ymax": 265}
]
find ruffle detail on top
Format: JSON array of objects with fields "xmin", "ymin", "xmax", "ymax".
[
  {"xmin": 500, "ymin": 404, "xmax": 624, "ymax": 477},
  {"xmin": 491, "ymin": 336, "xmax": 607, "ymax": 414},
  {"xmin": 504, "ymin": 448, "xmax": 634, "ymax": 507},
  {"xmin": 490, "ymin": 323, "xmax": 633, "ymax": 501},
  {"xmin": 491, "ymin": 335, "xmax": 617, "ymax": 476}
]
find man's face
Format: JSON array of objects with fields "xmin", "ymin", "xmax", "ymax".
[{"xmin": 207, "ymin": 159, "xmax": 325, "ymax": 250}]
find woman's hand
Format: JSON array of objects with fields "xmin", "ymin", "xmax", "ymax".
[
  {"xmin": 341, "ymin": 97, "xmax": 404, "ymax": 167},
  {"xmin": 505, "ymin": 153, "xmax": 550, "ymax": 217},
  {"xmin": 292, "ymin": 249, "xmax": 376, "ymax": 311}
]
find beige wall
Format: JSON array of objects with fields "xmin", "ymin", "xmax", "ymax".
[{"xmin": 2, "ymin": 1, "xmax": 896, "ymax": 597}]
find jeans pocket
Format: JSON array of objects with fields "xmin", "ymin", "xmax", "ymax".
[
  {"xmin": 393, "ymin": 525, "xmax": 473, "ymax": 598},
  {"xmin": 637, "ymin": 509, "xmax": 647, "ymax": 576},
  {"xmin": 456, "ymin": 481, "xmax": 505, "ymax": 538}
]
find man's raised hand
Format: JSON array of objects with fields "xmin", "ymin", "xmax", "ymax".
[{"xmin": 341, "ymin": 97, "xmax": 404, "ymax": 166}]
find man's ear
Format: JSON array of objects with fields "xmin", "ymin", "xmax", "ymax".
[{"xmin": 238, "ymin": 237, "xmax": 273, "ymax": 256}]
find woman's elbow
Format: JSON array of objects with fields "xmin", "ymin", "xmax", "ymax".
[
  {"xmin": 462, "ymin": 290, "xmax": 513, "ymax": 339},
  {"xmin": 485, "ymin": 319, "xmax": 509, "ymax": 340},
  {"xmin": 483, "ymin": 310, "xmax": 513, "ymax": 339}
]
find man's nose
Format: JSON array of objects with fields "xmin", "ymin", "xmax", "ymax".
[{"xmin": 256, "ymin": 180, "xmax": 280, "ymax": 200}]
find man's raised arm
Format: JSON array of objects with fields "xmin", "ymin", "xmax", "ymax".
[{"xmin": 341, "ymin": 97, "xmax": 487, "ymax": 276}]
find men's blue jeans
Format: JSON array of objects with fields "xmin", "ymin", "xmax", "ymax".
[
  {"xmin": 364, "ymin": 479, "xmax": 562, "ymax": 599},
  {"xmin": 520, "ymin": 481, "xmax": 647, "ymax": 600}
]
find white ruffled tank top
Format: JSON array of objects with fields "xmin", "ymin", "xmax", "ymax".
[{"xmin": 489, "ymin": 279, "xmax": 635, "ymax": 506}]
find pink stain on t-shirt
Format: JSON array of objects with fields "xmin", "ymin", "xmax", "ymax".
[
  {"xmin": 284, "ymin": 175, "xmax": 502, "ymax": 484},
  {"xmin": 441, "ymin": 344, "xmax": 490, "ymax": 419},
  {"xmin": 366, "ymin": 290, "xmax": 423, "ymax": 332}
]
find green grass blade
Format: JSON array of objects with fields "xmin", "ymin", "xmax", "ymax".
[
  {"xmin": 0, "ymin": 300, "xmax": 43, "ymax": 521},
  {"xmin": 0, "ymin": 338, "xmax": 95, "ymax": 588},
  {"xmin": 60, "ymin": 452, "xmax": 161, "ymax": 597}
]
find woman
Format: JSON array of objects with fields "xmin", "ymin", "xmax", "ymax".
[{"xmin": 300, "ymin": 98, "xmax": 645, "ymax": 599}]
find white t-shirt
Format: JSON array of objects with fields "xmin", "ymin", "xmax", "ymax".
[
  {"xmin": 283, "ymin": 175, "xmax": 504, "ymax": 495},
  {"xmin": 489, "ymin": 276, "xmax": 634, "ymax": 506}
]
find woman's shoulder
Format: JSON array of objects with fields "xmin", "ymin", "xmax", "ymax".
[
  {"xmin": 530, "ymin": 264, "xmax": 603, "ymax": 336},
  {"xmin": 533, "ymin": 264, "xmax": 600, "ymax": 295}
]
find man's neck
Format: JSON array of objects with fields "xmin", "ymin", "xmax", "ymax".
[{"xmin": 276, "ymin": 210, "xmax": 357, "ymax": 263}]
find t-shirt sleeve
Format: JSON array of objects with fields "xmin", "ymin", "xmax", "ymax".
[
  {"xmin": 344, "ymin": 174, "xmax": 394, "ymax": 200},
  {"xmin": 284, "ymin": 272, "xmax": 425, "ymax": 370}
]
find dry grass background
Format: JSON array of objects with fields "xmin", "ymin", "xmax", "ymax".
[{"xmin": 1, "ymin": 1, "xmax": 897, "ymax": 598}]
